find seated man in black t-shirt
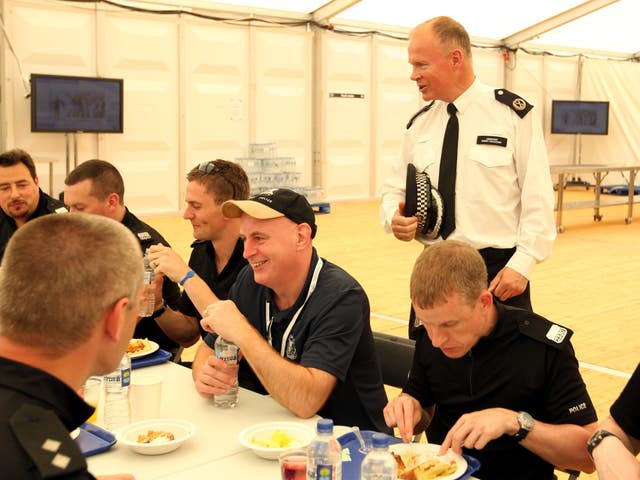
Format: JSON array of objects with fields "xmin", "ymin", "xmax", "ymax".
[
  {"xmin": 64, "ymin": 160, "xmax": 182, "ymax": 358},
  {"xmin": 0, "ymin": 148, "xmax": 67, "ymax": 263},
  {"xmin": 589, "ymin": 362, "xmax": 640, "ymax": 479},
  {"xmin": 384, "ymin": 240, "xmax": 597, "ymax": 479},
  {"xmin": 194, "ymin": 189, "xmax": 389, "ymax": 432},
  {"xmin": 147, "ymin": 160, "xmax": 250, "ymax": 348}
]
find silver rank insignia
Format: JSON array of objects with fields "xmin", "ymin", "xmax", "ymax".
[{"xmin": 137, "ymin": 232, "xmax": 152, "ymax": 241}]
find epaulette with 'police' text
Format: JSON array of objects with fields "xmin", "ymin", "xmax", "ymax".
[
  {"xmin": 406, "ymin": 101, "xmax": 435, "ymax": 129},
  {"xmin": 517, "ymin": 314, "xmax": 573, "ymax": 350},
  {"xmin": 494, "ymin": 89, "xmax": 533, "ymax": 118},
  {"xmin": 9, "ymin": 404, "xmax": 87, "ymax": 478}
]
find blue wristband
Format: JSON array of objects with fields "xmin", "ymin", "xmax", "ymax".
[{"xmin": 179, "ymin": 270, "xmax": 195, "ymax": 286}]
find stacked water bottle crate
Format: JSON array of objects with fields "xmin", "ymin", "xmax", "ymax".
[{"xmin": 236, "ymin": 142, "xmax": 327, "ymax": 211}]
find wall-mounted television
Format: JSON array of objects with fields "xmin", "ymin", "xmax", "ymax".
[
  {"xmin": 30, "ymin": 74, "xmax": 123, "ymax": 133},
  {"xmin": 551, "ymin": 100, "xmax": 609, "ymax": 135}
]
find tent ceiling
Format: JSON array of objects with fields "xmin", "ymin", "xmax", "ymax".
[{"xmin": 193, "ymin": 0, "xmax": 639, "ymax": 57}]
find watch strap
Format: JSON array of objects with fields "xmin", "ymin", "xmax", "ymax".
[{"xmin": 587, "ymin": 429, "xmax": 617, "ymax": 457}]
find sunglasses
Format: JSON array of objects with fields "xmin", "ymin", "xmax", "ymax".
[{"xmin": 197, "ymin": 161, "xmax": 236, "ymax": 198}]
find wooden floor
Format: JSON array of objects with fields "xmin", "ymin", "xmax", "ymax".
[{"xmin": 142, "ymin": 188, "xmax": 639, "ymax": 479}]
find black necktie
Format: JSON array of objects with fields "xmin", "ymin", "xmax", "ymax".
[{"xmin": 438, "ymin": 103, "xmax": 458, "ymax": 239}]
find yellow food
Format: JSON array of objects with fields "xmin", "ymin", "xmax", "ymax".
[{"xmin": 250, "ymin": 429, "xmax": 295, "ymax": 449}]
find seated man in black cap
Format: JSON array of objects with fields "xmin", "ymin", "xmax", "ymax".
[{"xmin": 193, "ymin": 188, "xmax": 389, "ymax": 432}]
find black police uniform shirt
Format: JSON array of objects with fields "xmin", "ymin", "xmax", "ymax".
[
  {"xmin": 177, "ymin": 238, "xmax": 247, "ymax": 339},
  {"xmin": 404, "ymin": 303, "xmax": 597, "ymax": 480},
  {"xmin": 121, "ymin": 208, "xmax": 182, "ymax": 355},
  {"xmin": 610, "ymin": 361, "xmax": 640, "ymax": 440},
  {"xmin": 204, "ymin": 248, "xmax": 390, "ymax": 433},
  {"xmin": 0, "ymin": 188, "xmax": 67, "ymax": 263},
  {"xmin": 0, "ymin": 357, "xmax": 95, "ymax": 479}
]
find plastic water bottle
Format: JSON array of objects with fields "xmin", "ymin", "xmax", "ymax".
[
  {"xmin": 214, "ymin": 336, "xmax": 239, "ymax": 408},
  {"xmin": 360, "ymin": 433, "xmax": 397, "ymax": 480},
  {"xmin": 103, "ymin": 353, "xmax": 131, "ymax": 431},
  {"xmin": 307, "ymin": 418, "xmax": 342, "ymax": 480},
  {"xmin": 139, "ymin": 251, "xmax": 155, "ymax": 317}
]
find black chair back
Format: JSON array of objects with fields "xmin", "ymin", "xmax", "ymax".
[{"xmin": 372, "ymin": 331, "xmax": 415, "ymax": 388}]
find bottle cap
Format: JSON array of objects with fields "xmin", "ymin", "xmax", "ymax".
[
  {"xmin": 371, "ymin": 433, "xmax": 388, "ymax": 448},
  {"xmin": 317, "ymin": 418, "xmax": 334, "ymax": 434}
]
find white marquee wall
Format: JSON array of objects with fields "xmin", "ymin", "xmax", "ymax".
[{"xmin": 1, "ymin": 0, "xmax": 637, "ymax": 214}]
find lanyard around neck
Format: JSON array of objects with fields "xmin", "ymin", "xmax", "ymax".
[{"xmin": 266, "ymin": 258, "xmax": 324, "ymax": 357}]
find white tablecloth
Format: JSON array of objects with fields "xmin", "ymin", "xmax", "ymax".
[{"xmin": 88, "ymin": 362, "xmax": 316, "ymax": 479}]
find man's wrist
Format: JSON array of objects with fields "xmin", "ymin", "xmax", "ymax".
[
  {"xmin": 179, "ymin": 269, "xmax": 196, "ymax": 286},
  {"xmin": 152, "ymin": 300, "xmax": 167, "ymax": 317},
  {"xmin": 587, "ymin": 429, "xmax": 618, "ymax": 458}
]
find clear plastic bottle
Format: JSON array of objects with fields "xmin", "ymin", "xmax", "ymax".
[
  {"xmin": 359, "ymin": 433, "xmax": 397, "ymax": 480},
  {"xmin": 103, "ymin": 353, "xmax": 131, "ymax": 432},
  {"xmin": 214, "ymin": 336, "xmax": 239, "ymax": 408},
  {"xmin": 139, "ymin": 251, "xmax": 155, "ymax": 317},
  {"xmin": 307, "ymin": 418, "xmax": 342, "ymax": 480}
]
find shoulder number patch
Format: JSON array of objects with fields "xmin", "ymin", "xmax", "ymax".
[{"xmin": 546, "ymin": 324, "xmax": 568, "ymax": 344}]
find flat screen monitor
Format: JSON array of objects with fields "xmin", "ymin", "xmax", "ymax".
[
  {"xmin": 30, "ymin": 74, "xmax": 123, "ymax": 133},
  {"xmin": 551, "ymin": 100, "xmax": 609, "ymax": 135}
]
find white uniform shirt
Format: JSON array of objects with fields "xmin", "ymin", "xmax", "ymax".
[{"xmin": 380, "ymin": 78, "xmax": 556, "ymax": 278}]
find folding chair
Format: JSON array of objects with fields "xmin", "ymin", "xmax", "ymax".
[{"xmin": 372, "ymin": 331, "xmax": 415, "ymax": 389}]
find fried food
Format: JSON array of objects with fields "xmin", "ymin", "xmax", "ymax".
[
  {"xmin": 394, "ymin": 452, "xmax": 457, "ymax": 480},
  {"xmin": 127, "ymin": 339, "xmax": 147, "ymax": 354},
  {"xmin": 137, "ymin": 430, "xmax": 175, "ymax": 444}
]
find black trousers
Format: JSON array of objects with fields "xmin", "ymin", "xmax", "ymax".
[{"xmin": 408, "ymin": 247, "xmax": 531, "ymax": 340}]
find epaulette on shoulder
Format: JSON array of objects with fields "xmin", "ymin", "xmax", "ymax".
[
  {"xmin": 9, "ymin": 404, "xmax": 87, "ymax": 478},
  {"xmin": 517, "ymin": 314, "xmax": 573, "ymax": 350},
  {"xmin": 406, "ymin": 101, "xmax": 435, "ymax": 129},
  {"xmin": 494, "ymin": 89, "xmax": 533, "ymax": 118}
]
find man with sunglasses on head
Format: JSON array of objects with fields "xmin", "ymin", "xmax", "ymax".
[
  {"xmin": 147, "ymin": 160, "xmax": 250, "ymax": 350},
  {"xmin": 64, "ymin": 159, "xmax": 182, "ymax": 359}
]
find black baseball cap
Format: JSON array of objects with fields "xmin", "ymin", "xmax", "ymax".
[{"xmin": 222, "ymin": 188, "xmax": 317, "ymax": 238}]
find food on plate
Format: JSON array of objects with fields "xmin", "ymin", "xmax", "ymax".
[
  {"xmin": 250, "ymin": 429, "xmax": 295, "ymax": 449},
  {"xmin": 137, "ymin": 430, "xmax": 175, "ymax": 444},
  {"xmin": 393, "ymin": 451, "xmax": 457, "ymax": 480},
  {"xmin": 128, "ymin": 339, "xmax": 147, "ymax": 354}
]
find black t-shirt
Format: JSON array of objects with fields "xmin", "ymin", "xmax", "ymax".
[
  {"xmin": 205, "ymin": 249, "xmax": 389, "ymax": 432},
  {"xmin": 404, "ymin": 303, "xmax": 597, "ymax": 480},
  {"xmin": 121, "ymin": 208, "xmax": 181, "ymax": 354},
  {"xmin": 178, "ymin": 238, "xmax": 247, "ymax": 339},
  {"xmin": 0, "ymin": 189, "xmax": 67, "ymax": 263},
  {"xmin": 611, "ymin": 362, "xmax": 640, "ymax": 439},
  {"xmin": 0, "ymin": 357, "xmax": 95, "ymax": 479}
]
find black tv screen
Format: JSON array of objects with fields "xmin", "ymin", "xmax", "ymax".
[
  {"xmin": 551, "ymin": 100, "xmax": 609, "ymax": 135},
  {"xmin": 30, "ymin": 74, "xmax": 123, "ymax": 133}
]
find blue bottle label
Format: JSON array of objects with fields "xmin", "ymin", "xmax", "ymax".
[{"xmin": 316, "ymin": 464, "xmax": 333, "ymax": 480}]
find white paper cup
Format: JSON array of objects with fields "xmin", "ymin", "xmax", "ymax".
[{"xmin": 130, "ymin": 373, "xmax": 163, "ymax": 422}]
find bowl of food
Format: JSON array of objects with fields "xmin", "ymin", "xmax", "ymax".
[
  {"xmin": 117, "ymin": 418, "xmax": 195, "ymax": 455},
  {"xmin": 238, "ymin": 421, "xmax": 315, "ymax": 460}
]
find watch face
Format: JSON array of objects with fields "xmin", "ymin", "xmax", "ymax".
[{"xmin": 518, "ymin": 411, "xmax": 534, "ymax": 431}]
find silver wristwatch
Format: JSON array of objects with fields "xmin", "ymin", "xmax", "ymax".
[{"xmin": 513, "ymin": 411, "xmax": 534, "ymax": 441}]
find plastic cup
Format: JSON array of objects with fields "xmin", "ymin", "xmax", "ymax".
[
  {"xmin": 82, "ymin": 376, "xmax": 102, "ymax": 423},
  {"xmin": 279, "ymin": 449, "xmax": 307, "ymax": 480},
  {"xmin": 130, "ymin": 372, "xmax": 163, "ymax": 422}
]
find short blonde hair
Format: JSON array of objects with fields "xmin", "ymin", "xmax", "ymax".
[
  {"xmin": 417, "ymin": 16, "xmax": 472, "ymax": 57},
  {"xmin": 0, "ymin": 213, "xmax": 143, "ymax": 356},
  {"xmin": 410, "ymin": 240, "xmax": 487, "ymax": 309}
]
